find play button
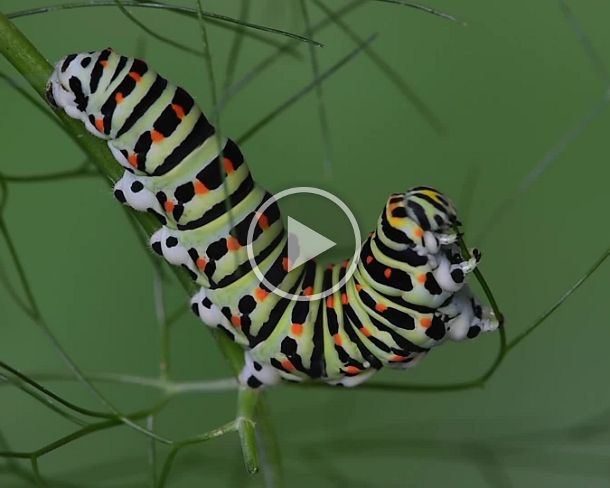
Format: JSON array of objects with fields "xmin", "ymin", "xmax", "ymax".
[
  {"xmin": 286, "ymin": 216, "xmax": 336, "ymax": 272},
  {"xmin": 246, "ymin": 187, "xmax": 362, "ymax": 302}
]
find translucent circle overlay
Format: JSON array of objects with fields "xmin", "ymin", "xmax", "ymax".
[{"xmin": 246, "ymin": 187, "xmax": 362, "ymax": 302}]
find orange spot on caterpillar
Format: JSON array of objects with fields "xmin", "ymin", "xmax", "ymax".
[
  {"xmin": 420, "ymin": 317, "xmax": 432, "ymax": 328},
  {"xmin": 231, "ymin": 315, "xmax": 241, "ymax": 327},
  {"xmin": 224, "ymin": 157, "xmax": 234, "ymax": 174},
  {"xmin": 151, "ymin": 130, "xmax": 164, "ymax": 142},
  {"xmin": 257, "ymin": 213, "xmax": 269, "ymax": 230},
  {"xmin": 303, "ymin": 287, "xmax": 313, "ymax": 296},
  {"xmin": 384, "ymin": 268, "xmax": 392, "ymax": 279},
  {"xmin": 360, "ymin": 327, "xmax": 372, "ymax": 337},
  {"xmin": 391, "ymin": 354, "xmax": 408, "ymax": 362},
  {"xmin": 255, "ymin": 288, "xmax": 268, "ymax": 301},
  {"xmin": 196, "ymin": 257, "xmax": 207, "ymax": 270},
  {"xmin": 94, "ymin": 118, "xmax": 105, "ymax": 132},
  {"xmin": 194, "ymin": 180, "xmax": 208, "ymax": 195},
  {"xmin": 281, "ymin": 359, "xmax": 294, "ymax": 371},
  {"xmin": 171, "ymin": 104, "xmax": 185, "ymax": 119},
  {"xmin": 414, "ymin": 227, "xmax": 424, "ymax": 238},
  {"xmin": 417, "ymin": 274, "xmax": 427, "ymax": 284},
  {"xmin": 355, "ymin": 283, "xmax": 363, "ymax": 292},
  {"xmin": 366, "ymin": 255, "xmax": 374, "ymax": 265},
  {"xmin": 375, "ymin": 303, "xmax": 387, "ymax": 313},
  {"xmin": 129, "ymin": 71, "xmax": 142, "ymax": 82},
  {"xmin": 342, "ymin": 259, "xmax": 349, "ymax": 268},
  {"xmin": 334, "ymin": 334, "xmax": 343, "ymax": 346},
  {"xmin": 100, "ymin": 60, "xmax": 108, "ymax": 68},
  {"xmin": 127, "ymin": 153, "xmax": 138, "ymax": 168},
  {"xmin": 326, "ymin": 296, "xmax": 334, "ymax": 308},
  {"xmin": 291, "ymin": 323, "xmax": 303, "ymax": 336},
  {"xmin": 345, "ymin": 366, "xmax": 361, "ymax": 375},
  {"xmin": 164, "ymin": 200, "xmax": 176, "ymax": 213},
  {"xmin": 282, "ymin": 257, "xmax": 291, "ymax": 271},
  {"xmin": 341, "ymin": 293, "xmax": 348, "ymax": 305},
  {"xmin": 115, "ymin": 92, "xmax": 124, "ymax": 103},
  {"xmin": 227, "ymin": 237, "xmax": 241, "ymax": 251}
]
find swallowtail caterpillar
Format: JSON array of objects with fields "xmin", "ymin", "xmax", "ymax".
[{"xmin": 47, "ymin": 49, "xmax": 499, "ymax": 388}]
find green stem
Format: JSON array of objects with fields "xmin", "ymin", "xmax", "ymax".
[
  {"xmin": 153, "ymin": 271, "xmax": 171, "ymax": 381},
  {"xmin": 147, "ymin": 415, "xmax": 158, "ymax": 487},
  {"xmin": 0, "ymin": 370, "xmax": 237, "ymax": 393},
  {"xmin": 157, "ymin": 420, "xmax": 239, "ymax": 488},
  {"xmin": 0, "ymin": 167, "xmax": 98, "ymax": 183},
  {"xmin": 256, "ymin": 398, "xmax": 285, "ymax": 487},
  {"xmin": 237, "ymin": 387, "xmax": 260, "ymax": 474},
  {"xmin": 0, "ymin": 373, "xmax": 88, "ymax": 426},
  {"xmin": 0, "ymin": 360, "xmax": 112, "ymax": 419}
]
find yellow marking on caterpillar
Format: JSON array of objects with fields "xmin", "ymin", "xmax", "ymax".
[{"xmin": 419, "ymin": 189, "xmax": 443, "ymax": 202}]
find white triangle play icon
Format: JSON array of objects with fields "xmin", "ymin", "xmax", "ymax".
[{"xmin": 286, "ymin": 216, "xmax": 336, "ymax": 272}]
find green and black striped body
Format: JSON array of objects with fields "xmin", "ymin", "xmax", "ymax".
[{"xmin": 48, "ymin": 49, "xmax": 498, "ymax": 387}]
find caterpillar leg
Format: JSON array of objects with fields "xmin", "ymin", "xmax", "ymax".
[
  {"xmin": 191, "ymin": 288, "xmax": 281, "ymax": 388},
  {"xmin": 433, "ymin": 248, "xmax": 480, "ymax": 293},
  {"xmin": 442, "ymin": 286, "xmax": 499, "ymax": 341},
  {"xmin": 113, "ymin": 171, "xmax": 168, "ymax": 223},
  {"xmin": 239, "ymin": 351, "xmax": 282, "ymax": 389},
  {"xmin": 190, "ymin": 288, "xmax": 251, "ymax": 351},
  {"xmin": 149, "ymin": 227, "xmax": 199, "ymax": 279},
  {"xmin": 114, "ymin": 172, "xmax": 200, "ymax": 279},
  {"xmin": 190, "ymin": 288, "xmax": 226, "ymax": 328}
]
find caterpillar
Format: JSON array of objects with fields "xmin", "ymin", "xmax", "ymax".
[{"xmin": 47, "ymin": 49, "xmax": 499, "ymax": 388}]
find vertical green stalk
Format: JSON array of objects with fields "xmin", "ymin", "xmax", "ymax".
[
  {"xmin": 256, "ymin": 398, "xmax": 285, "ymax": 487},
  {"xmin": 237, "ymin": 387, "xmax": 260, "ymax": 474},
  {"xmin": 154, "ymin": 271, "xmax": 171, "ymax": 381}
]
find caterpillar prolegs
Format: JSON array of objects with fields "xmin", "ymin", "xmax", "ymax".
[{"xmin": 47, "ymin": 49, "xmax": 499, "ymax": 388}]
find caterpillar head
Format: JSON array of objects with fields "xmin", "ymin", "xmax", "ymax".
[
  {"xmin": 48, "ymin": 52, "xmax": 92, "ymax": 114},
  {"xmin": 404, "ymin": 186, "xmax": 459, "ymax": 232},
  {"xmin": 47, "ymin": 49, "xmax": 117, "ymax": 138}
]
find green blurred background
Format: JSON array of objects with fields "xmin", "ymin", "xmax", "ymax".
[{"xmin": 1, "ymin": 1, "xmax": 610, "ymax": 486}]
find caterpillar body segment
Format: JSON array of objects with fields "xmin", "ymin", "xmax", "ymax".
[{"xmin": 48, "ymin": 49, "xmax": 499, "ymax": 388}]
